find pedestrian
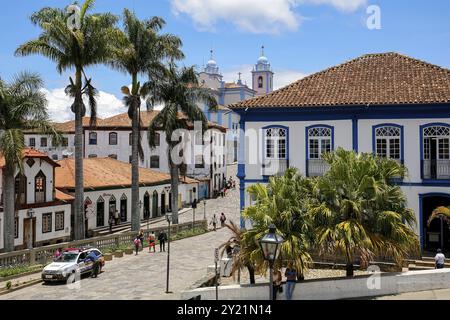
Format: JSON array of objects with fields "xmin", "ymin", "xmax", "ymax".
[
  {"xmin": 138, "ymin": 229, "xmax": 145, "ymax": 250},
  {"xmin": 158, "ymin": 231, "xmax": 167, "ymax": 252},
  {"xmin": 210, "ymin": 214, "xmax": 218, "ymax": 231},
  {"xmin": 285, "ymin": 263, "xmax": 297, "ymax": 300},
  {"xmin": 220, "ymin": 213, "xmax": 226, "ymax": 228},
  {"xmin": 225, "ymin": 244, "xmax": 233, "ymax": 258},
  {"xmin": 133, "ymin": 237, "xmax": 141, "ymax": 255},
  {"xmin": 273, "ymin": 268, "xmax": 282, "ymax": 300},
  {"xmin": 84, "ymin": 250, "xmax": 100, "ymax": 278},
  {"xmin": 108, "ymin": 215, "xmax": 114, "ymax": 233},
  {"xmin": 54, "ymin": 248, "xmax": 62, "ymax": 261},
  {"xmin": 435, "ymin": 248, "xmax": 445, "ymax": 269},
  {"xmin": 148, "ymin": 232, "xmax": 156, "ymax": 253}
]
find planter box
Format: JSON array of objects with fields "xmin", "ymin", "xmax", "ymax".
[
  {"xmin": 104, "ymin": 253, "xmax": 113, "ymax": 261},
  {"xmin": 124, "ymin": 248, "xmax": 134, "ymax": 255},
  {"xmin": 114, "ymin": 251, "xmax": 124, "ymax": 258}
]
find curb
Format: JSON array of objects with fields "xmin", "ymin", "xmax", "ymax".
[
  {"xmin": 0, "ymin": 278, "xmax": 42, "ymax": 296},
  {"xmin": 0, "ymin": 269, "xmax": 43, "ymax": 283}
]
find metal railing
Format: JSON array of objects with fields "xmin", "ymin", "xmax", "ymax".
[
  {"xmin": 262, "ymin": 159, "xmax": 288, "ymax": 176},
  {"xmin": 307, "ymin": 159, "xmax": 330, "ymax": 177},
  {"xmin": 0, "ymin": 220, "xmax": 207, "ymax": 268},
  {"xmin": 422, "ymin": 159, "xmax": 450, "ymax": 180}
]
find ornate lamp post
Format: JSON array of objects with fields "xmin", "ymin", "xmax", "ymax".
[
  {"xmin": 203, "ymin": 199, "xmax": 207, "ymax": 221},
  {"xmin": 259, "ymin": 224, "xmax": 284, "ymax": 301},
  {"xmin": 165, "ymin": 211, "xmax": 173, "ymax": 294}
]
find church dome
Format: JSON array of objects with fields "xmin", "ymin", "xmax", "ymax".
[
  {"xmin": 207, "ymin": 59, "xmax": 218, "ymax": 68},
  {"xmin": 257, "ymin": 55, "xmax": 269, "ymax": 65}
]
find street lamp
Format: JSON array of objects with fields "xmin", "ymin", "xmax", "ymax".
[
  {"xmin": 259, "ymin": 224, "xmax": 284, "ymax": 301},
  {"xmin": 203, "ymin": 199, "xmax": 207, "ymax": 221},
  {"xmin": 27, "ymin": 208, "xmax": 35, "ymax": 250},
  {"xmin": 165, "ymin": 211, "xmax": 173, "ymax": 294}
]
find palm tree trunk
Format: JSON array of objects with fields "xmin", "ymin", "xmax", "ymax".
[
  {"xmin": 345, "ymin": 247, "xmax": 354, "ymax": 277},
  {"xmin": 3, "ymin": 166, "xmax": 15, "ymax": 252},
  {"xmin": 131, "ymin": 96, "xmax": 140, "ymax": 232},
  {"xmin": 73, "ymin": 68, "xmax": 85, "ymax": 240},
  {"xmin": 169, "ymin": 152, "xmax": 179, "ymax": 225},
  {"xmin": 247, "ymin": 264, "xmax": 256, "ymax": 284}
]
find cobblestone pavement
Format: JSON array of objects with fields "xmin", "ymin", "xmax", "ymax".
[{"xmin": 0, "ymin": 165, "xmax": 239, "ymax": 300}]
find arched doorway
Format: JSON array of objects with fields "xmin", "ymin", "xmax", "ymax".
[
  {"xmin": 96, "ymin": 196, "xmax": 105, "ymax": 227},
  {"xmin": 144, "ymin": 192, "xmax": 150, "ymax": 219},
  {"xmin": 421, "ymin": 193, "xmax": 450, "ymax": 252},
  {"xmin": 152, "ymin": 191, "xmax": 158, "ymax": 218},
  {"xmin": 120, "ymin": 194, "xmax": 128, "ymax": 222},
  {"xmin": 109, "ymin": 195, "xmax": 116, "ymax": 222}
]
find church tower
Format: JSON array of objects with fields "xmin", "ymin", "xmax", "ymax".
[{"xmin": 252, "ymin": 46, "xmax": 274, "ymax": 96}]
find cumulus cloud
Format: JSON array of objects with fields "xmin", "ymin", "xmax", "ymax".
[
  {"xmin": 170, "ymin": 0, "xmax": 367, "ymax": 34},
  {"xmin": 223, "ymin": 65, "xmax": 308, "ymax": 90},
  {"xmin": 41, "ymin": 88, "xmax": 126, "ymax": 122}
]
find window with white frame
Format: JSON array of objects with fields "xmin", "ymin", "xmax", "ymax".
[
  {"xmin": 375, "ymin": 126, "xmax": 401, "ymax": 160},
  {"xmin": 424, "ymin": 125, "xmax": 450, "ymax": 160},
  {"xmin": 265, "ymin": 127, "xmax": 287, "ymax": 159},
  {"xmin": 308, "ymin": 127, "xmax": 331, "ymax": 159}
]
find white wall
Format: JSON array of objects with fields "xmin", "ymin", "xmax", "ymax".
[{"xmin": 181, "ymin": 269, "xmax": 450, "ymax": 300}]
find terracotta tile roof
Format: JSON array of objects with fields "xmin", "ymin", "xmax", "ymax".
[
  {"xmin": 54, "ymin": 111, "xmax": 226, "ymax": 132},
  {"xmin": 0, "ymin": 148, "xmax": 60, "ymax": 168},
  {"xmin": 224, "ymin": 83, "xmax": 241, "ymax": 89},
  {"xmin": 55, "ymin": 158, "xmax": 198, "ymax": 190},
  {"xmin": 55, "ymin": 189, "xmax": 75, "ymax": 202},
  {"xmin": 230, "ymin": 52, "xmax": 450, "ymax": 109}
]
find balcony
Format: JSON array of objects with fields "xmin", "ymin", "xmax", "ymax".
[
  {"xmin": 262, "ymin": 159, "xmax": 288, "ymax": 176},
  {"xmin": 422, "ymin": 160, "xmax": 450, "ymax": 180},
  {"xmin": 307, "ymin": 159, "xmax": 330, "ymax": 177}
]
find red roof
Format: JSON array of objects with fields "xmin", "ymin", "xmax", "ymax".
[{"xmin": 0, "ymin": 148, "xmax": 60, "ymax": 168}]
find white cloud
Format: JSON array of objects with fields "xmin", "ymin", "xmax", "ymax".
[
  {"xmin": 42, "ymin": 88, "xmax": 126, "ymax": 122},
  {"xmin": 223, "ymin": 65, "xmax": 308, "ymax": 90},
  {"xmin": 170, "ymin": 0, "xmax": 367, "ymax": 34}
]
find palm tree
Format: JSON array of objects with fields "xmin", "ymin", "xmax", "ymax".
[
  {"xmin": 219, "ymin": 220, "xmax": 256, "ymax": 284},
  {"xmin": 0, "ymin": 72, "xmax": 61, "ymax": 252},
  {"xmin": 16, "ymin": 0, "xmax": 118, "ymax": 240},
  {"xmin": 147, "ymin": 62, "xmax": 217, "ymax": 224},
  {"xmin": 108, "ymin": 9, "xmax": 183, "ymax": 232},
  {"xmin": 241, "ymin": 168, "xmax": 315, "ymax": 278},
  {"xmin": 310, "ymin": 148, "xmax": 419, "ymax": 276},
  {"xmin": 428, "ymin": 206, "xmax": 450, "ymax": 228}
]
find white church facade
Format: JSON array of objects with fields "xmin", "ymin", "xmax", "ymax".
[{"xmin": 231, "ymin": 52, "xmax": 450, "ymax": 253}]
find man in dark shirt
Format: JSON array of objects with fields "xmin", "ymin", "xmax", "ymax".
[{"xmin": 158, "ymin": 232, "xmax": 167, "ymax": 252}]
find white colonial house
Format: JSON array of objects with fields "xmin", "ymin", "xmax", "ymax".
[
  {"xmin": 198, "ymin": 47, "xmax": 275, "ymax": 164},
  {"xmin": 230, "ymin": 52, "xmax": 450, "ymax": 254},
  {"xmin": 0, "ymin": 149, "xmax": 73, "ymax": 252},
  {"xmin": 24, "ymin": 111, "xmax": 227, "ymax": 199},
  {"xmin": 55, "ymin": 157, "xmax": 199, "ymax": 237}
]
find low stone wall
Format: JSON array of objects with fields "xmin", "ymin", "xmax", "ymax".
[{"xmin": 181, "ymin": 268, "xmax": 450, "ymax": 300}]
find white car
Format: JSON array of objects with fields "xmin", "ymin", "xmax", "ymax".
[{"xmin": 41, "ymin": 247, "xmax": 105, "ymax": 282}]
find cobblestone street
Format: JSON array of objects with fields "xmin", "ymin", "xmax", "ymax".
[{"xmin": 0, "ymin": 165, "xmax": 239, "ymax": 300}]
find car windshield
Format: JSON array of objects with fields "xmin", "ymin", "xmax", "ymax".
[{"xmin": 56, "ymin": 252, "xmax": 78, "ymax": 262}]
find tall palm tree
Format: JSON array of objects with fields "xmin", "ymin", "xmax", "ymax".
[
  {"xmin": 147, "ymin": 62, "xmax": 217, "ymax": 224},
  {"xmin": 108, "ymin": 9, "xmax": 183, "ymax": 232},
  {"xmin": 310, "ymin": 148, "xmax": 419, "ymax": 276},
  {"xmin": 16, "ymin": 0, "xmax": 118, "ymax": 240},
  {"xmin": 241, "ymin": 168, "xmax": 315, "ymax": 277},
  {"xmin": 0, "ymin": 72, "xmax": 61, "ymax": 252},
  {"xmin": 428, "ymin": 206, "xmax": 450, "ymax": 228}
]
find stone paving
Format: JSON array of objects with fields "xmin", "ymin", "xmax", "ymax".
[{"xmin": 0, "ymin": 165, "xmax": 240, "ymax": 300}]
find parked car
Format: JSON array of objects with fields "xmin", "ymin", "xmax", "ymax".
[{"xmin": 41, "ymin": 247, "xmax": 105, "ymax": 282}]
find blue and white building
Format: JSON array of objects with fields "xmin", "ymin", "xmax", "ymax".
[
  {"xmin": 198, "ymin": 48, "xmax": 275, "ymax": 163},
  {"xmin": 230, "ymin": 52, "xmax": 450, "ymax": 253}
]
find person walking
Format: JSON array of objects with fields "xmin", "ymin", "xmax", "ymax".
[
  {"xmin": 133, "ymin": 237, "xmax": 141, "ymax": 255},
  {"xmin": 210, "ymin": 214, "xmax": 218, "ymax": 231},
  {"xmin": 285, "ymin": 263, "xmax": 297, "ymax": 300},
  {"xmin": 85, "ymin": 250, "xmax": 100, "ymax": 278},
  {"xmin": 138, "ymin": 229, "xmax": 145, "ymax": 250},
  {"xmin": 158, "ymin": 231, "xmax": 167, "ymax": 252},
  {"xmin": 273, "ymin": 268, "xmax": 282, "ymax": 300},
  {"xmin": 148, "ymin": 232, "xmax": 156, "ymax": 253},
  {"xmin": 220, "ymin": 213, "xmax": 226, "ymax": 228},
  {"xmin": 108, "ymin": 215, "xmax": 114, "ymax": 233},
  {"xmin": 435, "ymin": 248, "xmax": 446, "ymax": 269},
  {"xmin": 114, "ymin": 210, "xmax": 120, "ymax": 225}
]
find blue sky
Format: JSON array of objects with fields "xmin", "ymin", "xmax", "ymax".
[{"xmin": 1, "ymin": 0, "xmax": 450, "ymax": 121}]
